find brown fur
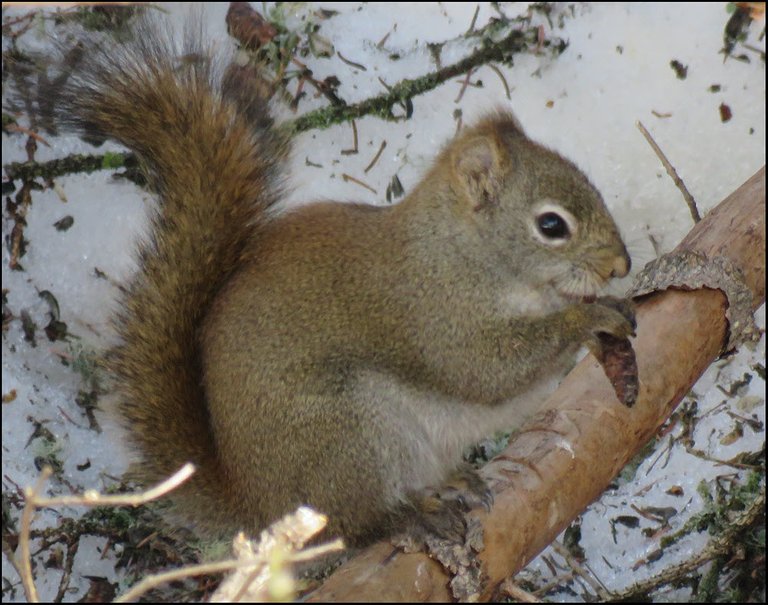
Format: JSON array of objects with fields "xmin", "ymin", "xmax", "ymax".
[{"xmin": 62, "ymin": 19, "xmax": 633, "ymax": 545}]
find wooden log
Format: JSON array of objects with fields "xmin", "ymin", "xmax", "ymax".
[{"xmin": 309, "ymin": 167, "xmax": 766, "ymax": 602}]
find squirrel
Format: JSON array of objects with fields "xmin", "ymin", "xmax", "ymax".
[{"xmin": 52, "ymin": 16, "xmax": 634, "ymax": 546}]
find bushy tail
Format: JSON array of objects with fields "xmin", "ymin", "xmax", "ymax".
[{"xmin": 59, "ymin": 16, "xmax": 285, "ymax": 534}]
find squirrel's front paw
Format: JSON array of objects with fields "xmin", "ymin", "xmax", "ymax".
[
  {"xmin": 595, "ymin": 296, "xmax": 636, "ymax": 332},
  {"xmin": 584, "ymin": 296, "xmax": 636, "ymax": 342},
  {"xmin": 582, "ymin": 297, "xmax": 639, "ymax": 407},
  {"xmin": 407, "ymin": 465, "xmax": 492, "ymax": 544}
]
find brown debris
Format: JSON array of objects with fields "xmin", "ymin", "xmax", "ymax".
[
  {"xmin": 226, "ymin": 2, "xmax": 278, "ymax": 51},
  {"xmin": 595, "ymin": 333, "xmax": 639, "ymax": 407}
]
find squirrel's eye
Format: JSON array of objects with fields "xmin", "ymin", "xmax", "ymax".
[{"xmin": 536, "ymin": 212, "xmax": 570, "ymax": 240}]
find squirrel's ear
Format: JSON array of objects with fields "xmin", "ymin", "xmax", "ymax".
[{"xmin": 453, "ymin": 133, "xmax": 508, "ymax": 212}]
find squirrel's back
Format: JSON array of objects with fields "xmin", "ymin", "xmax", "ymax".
[{"xmin": 58, "ymin": 17, "xmax": 286, "ymax": 535}]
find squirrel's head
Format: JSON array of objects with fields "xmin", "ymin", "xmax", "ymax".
[{"xmin": 447, "ymin": 111, "xmax": 630, "ymax": 300}]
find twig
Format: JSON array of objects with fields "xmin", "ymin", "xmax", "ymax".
[
  {"xmin": 4, "ymin": 123, "xmax": 51, "ymax": 147},
  {"xmin": 2, "ymin": 9, "xmax": 36, "ymax": 39},
  {"xmin": 684, "ymin": 445, "xmax": 763, "ymax": 470},
  {"xmin": 466, "ymin": 4, "xmax": 480, "ymax": 34},
  {"xmin": 551, "ymin": 541, "xmax": 611, "ymax": 600},
  {"xmin": 488, "ymin": 63, "xmax": 512, "ymax": 99},
  {"xmin": 287, "ymin": 23, "xmax": 552, "ymax": 134},
  {"xmin": 228, "ymin": 538, "xmax": 345, "ymax": 602},
  {"xmin": 17, "ymin": 465, "xmax": 195, "ymax": 603},
  {"xmin": 454, "ymin": 67, "xmax": 474, "ymax": 103},
  {"xmin": 364, "ymin": 141, "xmax": 387, "ymax": 173},
  {"xmin": 342, "ymin": 173, "xmax": 377, "ymax": 195},
  {"xmin": 212, "ymin": 508, "xmax": 343, "ymax": 602},
  {"xmin": 18, "ymin": 469, "xmax": 50, "ymax": 602},
  {"xmin": 341, "ymin": 120, "xmax": 359, "ymax": 155},
  {"xmin": 114, "ymin": 559, "xmax": 249, "ymax": 603},
  {"xmin": 289, "ymin": 538, "xmax": 345, "ymax": 563},
  {"xmin": 636, "ymin": 121, "xmax": 701, "ymax": 223},
  {"xmin": 18, "ymin": 465, "xmax": 343, "ymax": 603},
  {"xmin": 53, "ymin": 538, "xmax": 79, "ymax": 602},
  {"xmin": 742, "ymin": 43, "xmax": 765, "ymax": 60},
  {"xmin": 6, "ymin": 19, "xmax": 556, "ymax": 183},
  {"xmin": 4, "ymin": 151, "xmax": 133, "ymax": 184},
  {"xmin": 498, "ymin": 578, "xmax": 540, "ymax": 602},
  {"xmin": 2, "ymin": 10, "xmax": 35, "ymax": 31},
  {"xmin": 34, "ymin": 463, "xmax": 195, "ymax": 508},
  {"xmin": 377, "ymin": 26, "xmax": 394, "ymax": 49},
  {"xmin": 290, "ymin": 56, "xmax": 346, "ymax": 107},
  {"xmin": 532, "ymin": 571, "xmax": 577, "ymax": 598},
  {"xmin": 290, "ymin": 75, "xmax": 306, "ymax": 111},
  {"xmin": 337, "ymin": 51, "xmax": 367, "ymax": 71}
]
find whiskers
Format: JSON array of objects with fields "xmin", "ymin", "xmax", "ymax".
[
  {"xmin": 551, "ymin": 263, "xmax": 606, "ymax": 299},
  {"xmin": 624, "ymin": 232, "xmax": 658, "ymax": 267}
]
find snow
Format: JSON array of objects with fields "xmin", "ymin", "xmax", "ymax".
[{"xmin": 2, "ymin": 2, "xmax": 764, "ymax": 602}]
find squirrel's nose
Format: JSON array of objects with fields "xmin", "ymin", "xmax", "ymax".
[{"xmin": 610, "ymin": 251, "xmax": 631, "ymax": 278}]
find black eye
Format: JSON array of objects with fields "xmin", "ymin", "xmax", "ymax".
[{"xmin": 537, "ymin": 212, "xmax": 570, "ymax": 240}]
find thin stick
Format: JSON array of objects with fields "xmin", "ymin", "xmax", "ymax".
[
  {"xmin": 115, "ymin": 559, "xmax": 249, "ymax": 603},
  {"xmin": 34, "ymin": 463, "xmax": 195, "ymax": 508},
  {"xmin": 455, "ymin": 67, "xmax": 474, "ymax": 103},
  {"xmin": 342, "ymin": 173, "xmax": 377, "ymax": 194},
  {"xmin": 341, "ymin": 120, "xmax": 359, "ymax": 155},
  {"xmin": 17, "ymin": 465, "xmax": 194, "ymax": 602},
  {"xmin": 466, "ymin": 4, "xmax": 480, "ymax": 34},
  {"xmin": 18, "ymin": 469, "xmax": 51, "ymax": 602},
  {"xmin": 364, "ymin": 141, "xmax": 387, "ymax": 173},
  {"xmin": 227, "ymin": 538, "xmax": 346, "ymax": 602},
  {"xmin": 289, "ymin": 538, "xmax": 345, "ymax": 563},
  {"xmin": 551, "ymin": 541, "xmax": 610, "ymax": 600},
  {"xmin": 499, "ymin": 578, "xmax": 540, "ymax": 602},
  {"xmin": 636, "ymin": 121, "xmax": 701, "ymax": 223},
  {"xmin": 19, "ymin": 462, "xmax": 342, "ymax": 604},
  {"xmin": 377, "ymin": 26, "xmax": 394, "ymax": 49},
  {"xmin": 337, "ymin": 51, "xmax": 367, "ymax": 71},
  {"xmin": 488, "ymin": 63, "xmax": 512, "ymax": 99},
  {"xmin": 4, "ymin": 123, "xmax": 51, "ymax": 147}
]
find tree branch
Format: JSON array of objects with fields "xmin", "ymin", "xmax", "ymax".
[{"xmin": 309, "ymin": 166, "xmax": 766, "ymax": 602}]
